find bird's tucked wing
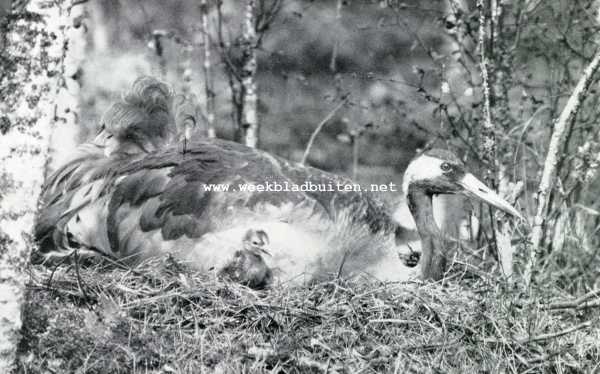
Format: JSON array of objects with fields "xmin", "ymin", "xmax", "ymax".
[
  {"xmin": 104, "ymin": 142, "xmax": 312, "ymax": 256},
  {"xmin": 35, "ymin": 144, "xmax": 119, "ymax": 256},
  {"xmin": 279, "ymin": 161, "xmax": 398, "ymax": 236},
  {"xmin": 36, "ymin": 138, "xmax": 401, "ymax": 263}
]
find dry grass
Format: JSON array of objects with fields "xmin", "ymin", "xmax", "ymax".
[{"xmin": 16, "ymin": 253, "xmax": 600, "ymax": 374}]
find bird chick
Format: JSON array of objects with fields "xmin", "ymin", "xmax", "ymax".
[
  {"xmin": 242, "ymin": 228, "xmax": 271, "ymax": 256},
  {"xmin": 398, "ymin": 250, "xmax": 421, "ymax": 268},
  {"xmin": 219, "ymin": 229, "xmax": 272, "ymax": 289}
]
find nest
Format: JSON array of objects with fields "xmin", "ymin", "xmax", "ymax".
[{"xmin": 17, "ymin": 255, "xmax": 600, "ymax": 373}]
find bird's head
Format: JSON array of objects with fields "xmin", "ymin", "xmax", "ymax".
[
  {"xmin": 219, "ymin": 228, "xmax": 273, "ymax": 289},
  {"xmin": 402, "ymin": 149, "xmax": 523, "ymax": 219},
  {"xmin": 92, "ymin": 76, "xmax": 176, "ymax": 156},
  {"xmin": 242, "ymin": 229, "xmax": 270, "ymax": 253}
]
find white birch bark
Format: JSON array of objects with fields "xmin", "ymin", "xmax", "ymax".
[
  {"xmin": 0, "ymin": 0, "xmax": 81, "ymax": 369},
  {"xmin": 89, "ymin": 1, "xmax": 109, "ymax": 52},
  {"xmin": 241, "ymin": 0, "xmax": 258, "ymax": 148},
  {"xmin": 200, "ymin": 0, "xmax": 216, "ymax": 138},
  {"xmin": 526, "ymin": 49, "xmax": 600, "ymax": 287},
  {"xmin": 476, "ymin": 0, "xmax": 520, "ymax": 280},
  {"xmin": 476, "ymin": 0, "xmax": 496, "ymax": 170},
  {"xmin": 49, "ymin": 1, "xmax": 86, "ymax": 171}
]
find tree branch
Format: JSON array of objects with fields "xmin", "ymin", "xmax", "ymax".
[
  {"xmin": 301, "ymin": 95, "xmax": 349, "ymax": 166},
  {"xmin": 526, "ymin": 48, "xmax": 600, "ymax": 288}
]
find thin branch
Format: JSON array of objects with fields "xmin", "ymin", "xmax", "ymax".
[
  {"xmin": 526, "ymin": 48, "xmax": 600, "ymax": 288},
  {"xmin": 240, "ymin": 0, "xmax": 259, "ymax": 148},
  {"xmin": 301, "ymin": 95, "xmax": 349, "ymax": 166},
  {"xmin": 483, "ymin": 319, "xmax": 594, "ymax": 345},
  {"xmin": 200, "ymin": 0, "xmax": 216, "ymax": 138},
  {"xmin": 476, "ymin": 0, "xmax": 496, "ymax": 178},
  {"xmin": 544, "ymin": 288, "xmax": 600, "ymax": 310}
]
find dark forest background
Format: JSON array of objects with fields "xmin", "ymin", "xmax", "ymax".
[{"xmin": 79, "ymin": 1, "xmax": 447, "ymax": 195}]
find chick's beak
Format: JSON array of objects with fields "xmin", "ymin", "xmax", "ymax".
[{"xmin": 457, "ymin": 173, "xmax": 524, "ymax": 221}]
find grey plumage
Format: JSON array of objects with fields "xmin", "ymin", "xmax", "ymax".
[
  {"xmin": 35, "ymin": 137, "xmax": 400, "ymax": 260},
  {"xmin": 35, "ymin": 77, "xmax": 521, "ymax": 284}
]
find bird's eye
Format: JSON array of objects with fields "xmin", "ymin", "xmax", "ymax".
[{"xmin": 441, "ymin": 162, "xmax": 452, "ymax": 172}]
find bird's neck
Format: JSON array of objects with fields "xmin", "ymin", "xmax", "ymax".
[{"xmin": 406, "ymin": 185, "xmax": 448, "ymax": 281}]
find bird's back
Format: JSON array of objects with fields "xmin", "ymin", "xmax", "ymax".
[{"xmin": 35, "ymin": 138, "xmax": 415, "ymax": 283}]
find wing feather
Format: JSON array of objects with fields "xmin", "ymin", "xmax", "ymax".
[{"xmin": 38, "ymin": 137, "xmax": 401, "ymax": 263}]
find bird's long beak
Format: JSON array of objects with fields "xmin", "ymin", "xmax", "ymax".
[{"xmin": 457, "ymin": 173, "xmax": 524, "ymax": 220}]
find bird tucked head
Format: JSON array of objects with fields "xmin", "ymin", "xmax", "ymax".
[
  {"xmin": 93, "ymin": 76, "xmax": 204, "ymax": 155},
  {"xmin": 402, "ymin": 149, "xmax": 523, "ymax": 219}
]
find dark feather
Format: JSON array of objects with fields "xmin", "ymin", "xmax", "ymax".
[{"xmin": 37, "ymin": 137, "xmax": 401, "ymax": 264}]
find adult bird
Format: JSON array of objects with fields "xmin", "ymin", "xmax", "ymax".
[
  {"xmin": 401, "ymin": 150, "xmax": 522, "ymax": 279},
  {"xmin": 35, "ymin": 134, "xmax": 522, "ymax": 284},
  {"xmin": 33, "ymin": 77, "xmax": 203, "ymax": 262}
]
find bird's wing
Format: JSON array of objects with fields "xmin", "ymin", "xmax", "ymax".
[
  {"xmin": 103, "ymin": 140, "xmax": 320, "ymax": 257},
  {"xmin": 35, "ymin": 143, "xmax": 147, "ymax": 258},
  {"xmin": 36, "ymin": 138, "xmax": 400, "ymax": 262},
  {"xmin": 36, "ymin": 144, "xmax": 108, "ymax": 252},
  {"xmin": 279, "ymin": 160, "xmax": 399, "ymax": 236}
]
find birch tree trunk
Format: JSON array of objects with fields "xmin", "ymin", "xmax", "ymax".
[
  {"xmin": 0, "ymin": 0, "xmax": 82, "ymax": 369},
  {"xmin": 200, "ymin": 0, "xmax": 216, "ymax": 138},
  {"xmin": 49, "ymin": 1, "xmax": 86, "ymax": 171},
  {"xmin": 476, "ymin": 0, "xmax": 520, "ymax": 280},
  {"xmin": 240, "ymin": 0, "xmax": 259, "ymax": 148},
  {"xmin": 476, "ymin": 0, "xmax": 496, "ymax": 174},
  {"xmin": 525, "ymin": 49, "xmax": 600, "ymax": 287}
]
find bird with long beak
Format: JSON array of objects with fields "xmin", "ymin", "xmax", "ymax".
[
  {"xmin": 402, "ymin": 149, "xmax": 523, "ymax": 280},
  {"xmin": 35, "ymin": 139, "xmax": 522, "ymax": 285},
  {"xmin": 35, "ymin": 75, "xmax": 522, "ymax": 285}
]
